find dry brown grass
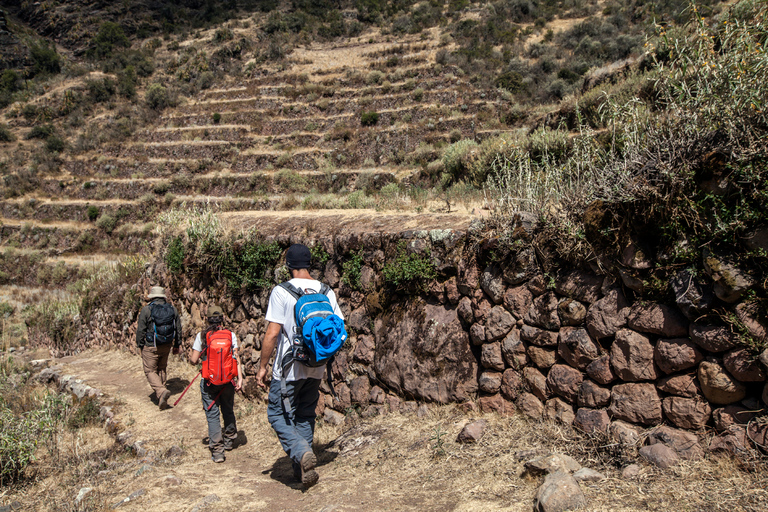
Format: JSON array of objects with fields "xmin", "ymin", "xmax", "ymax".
[{"xmin": 3, "ymin": 349, "xmax": 768, "ymax": 511}]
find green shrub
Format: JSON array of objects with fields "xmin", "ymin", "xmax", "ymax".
[
  {"xmin": 212, "ymin": 112, "xmax": 222, "ymax": 124},
  {"xmin": 30, "ymin": 41, "xmax": 61, "ymax": 75},
  {"xmin": 145, "ymin": 83, "xmax": 170, "ymax": 110},
  {"xmin": 442, "ymin": 139, "xmax": 479, "ymax": 184},
  {"xmin": 165, "ymin": 236, "xmax": 185, "ymax": 273},
  {"xmin": 26, "ymin": 124, "xmax": 55, "ymax": 140},
  {"xmin": 117, "ymin": 65, "xmax": 137, "ymax": 98},
  {"xmin": 45, "ymin": 135, "xmax": 66, "ymax": 154},
  {"xmin": 310, "ymin": 244, "xmax": 330, "ymax": 265},
  {"xmin": 382, "ymin": 242, "xmax": 436, "ymax": 291},
  {"xmin": 213, "ymin": 27, "xmax": 234, "ymax": 43},
  {"xmin": 341, "ymin": 251, "xmax": 364, "ymax": 290},
  {"xmin": 0, "ymin": 124, "xmax": 15, "ymax": 143},
  {"xmin": 217, "ymin": 236, "xmax": 283, "ymax": 292},
  {"xmin": 96, "ymin": 214, "xmax": 117, "ymax": 234},
  {"xmin": 66, "ymin": 398, "xmax": 100, "ymax": 430},
  {"xmin": 91, "ymin": 22, "xmax": 130, "ymax": 60},
  {"xmin": 361, "ymin": 111, "xmax": 379, "ymax": 126},
  {"xmin": 86, "ymin": 205, "xmax": 99, "ymax": 221},
  {"xmin": 86, "ymin": 77, "xmax": 116, "ymax": 103},
  {"xmin": 0, "ymin": 389, "xmax": 67, "ymax": 486}
]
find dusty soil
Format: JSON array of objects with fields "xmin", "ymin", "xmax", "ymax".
[
  {"xmin": 37, "ymin": 348, "xmax": 528, "ymax": 512},
  {"xmin": 5, "ymin": 348, "xmax": 768, "ymax": 511}
]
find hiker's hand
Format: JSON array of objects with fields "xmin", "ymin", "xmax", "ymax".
[
  {"xmin": 172, "ymin": 346, "xmax": 181, "ymax": 355},
  {"xmin": 234, "ymin": 375, "xmax": 243, "ymax": 391},
  {"xmin": 256, "ymin": 367, "xmax": 268, "ymax": 389}
]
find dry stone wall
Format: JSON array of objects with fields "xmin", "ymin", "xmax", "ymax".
[{"xmin": 70, "ymin": 226, "xmax": 768, "ymax": 449}]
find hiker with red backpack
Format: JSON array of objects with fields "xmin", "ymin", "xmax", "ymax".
[
  {"xmin": 189, "ymin": 304, "xmax": 244, "ymax": 463},
  {"xmin": 136, "ymin": 286, "xmax": 182, "ymax": 410},
  {"xmin": 256, "ymin": 244, "xmax": 347, "ymax": 489}
]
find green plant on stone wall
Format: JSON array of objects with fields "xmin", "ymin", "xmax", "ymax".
[
  {"xmin": 310, "ymin": 244, "xmax": 330, "ymax": 266},
  {"xmin": 165, "ymin": 236, "xmax": 185, "ymax": 273},
  {"xmin": 341, "ymin": 251, "xmax": 364, "ymax": 290},
  {"xmin": 216, "ymin": 234, "xmax": 282, "ymax": 293},
  {"xmin": 382, "ymin": 242, "xmax": 436, "ymax": 292}
]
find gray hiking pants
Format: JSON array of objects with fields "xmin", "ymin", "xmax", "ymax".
[{"xmin": 201, "ymin": 379, "xmax": 237, "ymax": 456}]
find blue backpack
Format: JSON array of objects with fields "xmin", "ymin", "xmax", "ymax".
[{"xmin": 278, "ymin": 282, "xmax": 347, "ymax": 415}]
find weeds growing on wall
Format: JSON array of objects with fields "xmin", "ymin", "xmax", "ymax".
[
  {"xmin": 341, "ymin": 251, "xmax": 364, "ymax": 291},
  {"xmin": 382, "ymin": 242, "xmax": 436, "ymax": 293},
  {"xmin": 158, "ymin": 206, "xmax": 282, "ymax": 293}
]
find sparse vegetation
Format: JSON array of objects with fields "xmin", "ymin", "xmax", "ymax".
[{"xmin": 382, "ymin": 241, "xmax": 436, "ymax": 292}]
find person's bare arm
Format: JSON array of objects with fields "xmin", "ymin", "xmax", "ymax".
[
  {"xmin": 256, "ymin": 321, "xmax": 282, "ymax": 388},
  {"xmin": 233, "ymin": 347, "xmax": 244, "ymax": 390},
  {"xmin": 189, "ymin": 349, "xmax": 202, "ymax": 365}
]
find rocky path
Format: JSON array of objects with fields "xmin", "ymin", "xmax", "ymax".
[{"xmin": 50, "ymin": 348, "xmax": 505, "ymax": 512}]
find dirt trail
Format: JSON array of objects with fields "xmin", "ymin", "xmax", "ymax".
[{"xmin": 54, "ymin": 349, "xmax": 505, "ymax": 512}]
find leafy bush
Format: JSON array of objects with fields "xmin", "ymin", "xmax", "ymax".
[
  {"xmin": 90, "ymin": 22, "xmax": 131, "ymax": 59},
  {"xmin": 442, "ymin": 139, "xmax": 479, "ymax": 184},
  {"xmin": 0, "ymin": 124, "xmax": 15, "ymax": 143},
  {"xmin": 0, "ymin": 388, "xmax": 67, "ymax": 486},
  {"xmin": 361, "ymin": 111, "xmax": 379, "ymax": 126},
  {"xmin": 145, "ymin": 83, "xmax": 170, "ymax": 109},
  {"xmin": 45, "ymin": 135, "xmax": 66, "ymax": 154},
  {"xmin": 217, "ymin": 236, "xmax": 283, "ymax": 292},
  {"xmin": 382, "ymin": 242, "xmax": 436, "ymax": 291},
  {"xmin": 85, "ymin": 205, "xmax": 99, "ymax": 222},
  {"xmin": 212, "ymin": 112, "xmax": 222, "ymax": 124},
  {"xmin": 341, "ymin": 251, "xmax": 364, "ymax": 290},
  {"xmin": 165, "ymin": 236, "xmax": 185, "ymax": 273},
  {"xmin": 86, "ymin": 77, "xmax": 116, "ymax": 103},
  {"xmin": 117, "ymin": 65, "xmax": 137, "ymax": 98},
  {"xmin": 213, "ymin": 27, "xmax": 234, "ymax": 43},
  {"xmin": 26, "ymin": 124, "xmax": 55, "ymax": 140},
  {"xmin": 30, "ymin": 41, "xmax": 61, "ymax": 75},
  {"xmin": 96, "ymin": 214, "xmax": 117, "ymax": 234}
]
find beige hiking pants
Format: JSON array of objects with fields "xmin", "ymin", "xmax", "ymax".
[{"xmin": 141, "ymin": 343, "xmax": 173, "ymax": 398}]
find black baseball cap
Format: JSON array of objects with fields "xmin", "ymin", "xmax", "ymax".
[{"xmin": 286, "ymin": 244, "xmax": 311, "ymax": 270}]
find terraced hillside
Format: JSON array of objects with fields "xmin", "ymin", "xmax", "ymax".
[{"xmin": 0, "ymin": 21, "xmax": 511, "ymax": 319}]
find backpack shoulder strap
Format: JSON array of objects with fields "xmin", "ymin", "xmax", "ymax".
[
  {"xmin": 278, "ymin": 282, "xmax": 303, "ymax": 300},
  {"xmin": 319, "ymin": 283, "xmax": 331, "ymax": 296}
]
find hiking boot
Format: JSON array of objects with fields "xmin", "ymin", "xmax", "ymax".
[
  {"xmin": 224, "ymin": 439, "xmax": 235, "ymax": 451},
  {"xmin": 158, "ymin": 390, "xmax": 171, "ymax": 410},
  {"xmin": 212, "ymin": 452, "xmax": 225, "ymax": 463},
  {"xmin": 300, "ymin": 451, "xmax": 318, "ymax": 489}
]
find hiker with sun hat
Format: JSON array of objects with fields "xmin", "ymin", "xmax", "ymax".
[{"xmin": 136, "ymin": 285, "xmax": 182, "ymax": 410}]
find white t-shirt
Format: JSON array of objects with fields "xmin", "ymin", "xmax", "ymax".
[
  {"xmin": 192, "ymin": 330, "xmax": 238, "ymax": 353},
  {"xmin": 265, "ymin": 278, "xmax": 343, "ymax": 382}
]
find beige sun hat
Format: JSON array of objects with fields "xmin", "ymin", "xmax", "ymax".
[
  {"xmin": 147, "ymin": 286, "xmax": 166, "ymax": 299},
  {"xmin": 207, "ymin": 304, "xmax": 224, "ymax": 318}
]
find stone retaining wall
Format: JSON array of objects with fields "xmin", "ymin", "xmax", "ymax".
[{"xmin": 61, "ymin": 225, "xmax": 768, "ymax": 450}]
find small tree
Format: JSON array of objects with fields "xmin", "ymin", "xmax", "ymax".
[
  {"xmin": 145, "ymin": 83, "xmax": 169, "ymax": 110},
  {"xmin": 91, "ymin": 22, "xmax": 130, "ymax": 59},
  {"xmin": 30, "ymin": 41, "xmax": 61, "ymax": 75}
]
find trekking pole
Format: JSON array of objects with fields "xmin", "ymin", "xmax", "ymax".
[
  {"xmin": 173, "ymin": 372, "xmax": 200, "ymax": 407},
  {"xmin": 206, "ymin": 386, "xmax": 227, "ymax": 411}
]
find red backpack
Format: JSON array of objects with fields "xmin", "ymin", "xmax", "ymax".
[{"xmin": 202, "ymin": 329, "xmax": 238, "ymax": 386}]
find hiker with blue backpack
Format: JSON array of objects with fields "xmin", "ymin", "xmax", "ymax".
[
  {"xmin": 136, "ymin": 286, "xmax": 182, "ymax": 410},
  {"xmin": 189, "ymin": 304, "xmax": 244, "ymax": 463},
  {"xmin": 256, "ymin": 243, "xmax": 347, "ymax": 489}
]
